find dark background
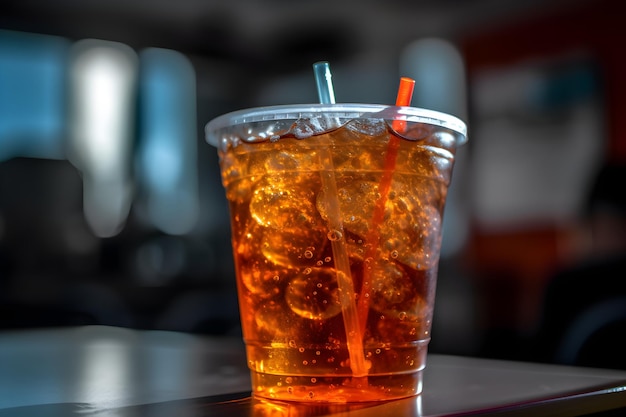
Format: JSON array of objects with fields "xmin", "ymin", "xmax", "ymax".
[{"xmin": 2, "ymin": 0, "xmax": 626, "ymax": 369}]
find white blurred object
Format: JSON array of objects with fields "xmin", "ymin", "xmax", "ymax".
[
  {"xmin": 67, "ymin": 39, "xmax": 138, "ymax": 238},
  {"xmin": 470, "ymin": 58, "xmax": 605, "ymax": 228},
  {"xmin": 400, "ymin": 38, "xmax": 467, "ymax": 121}
]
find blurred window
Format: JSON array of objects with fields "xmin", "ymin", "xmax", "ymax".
[
  {"xmin": 136, "ymin": 48, "xmax": 199, "ymax": 236},
  {"xmin": 0, "ymin": 30, "xmax": 69, "ymax": 161}
]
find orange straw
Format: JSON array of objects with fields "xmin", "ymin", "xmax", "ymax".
[
  {"xmin": 357, "ymin": 77, "xmax": 415, "ymax": 335},
  {"xmin": 395, "ymin": 77, "xmax": 416, "ymax": 114}
]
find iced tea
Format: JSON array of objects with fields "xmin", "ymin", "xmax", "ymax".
[{"xmin": 206, "ymin": 104, "xmax": 466, "ymax": 402}]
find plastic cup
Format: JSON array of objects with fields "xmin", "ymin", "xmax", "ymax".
[{"xmin": 205, "ymin": 103, "xmax": 467, "ymax": 403}]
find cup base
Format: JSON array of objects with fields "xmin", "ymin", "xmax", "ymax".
[{"xmin": 250, "ymin": 370, "xmax": 423, "ymax": 403}]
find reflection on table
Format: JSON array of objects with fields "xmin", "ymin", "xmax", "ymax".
[{"xmin": 1, "ymin": 326, "xmax": 625, "ymax": 416}]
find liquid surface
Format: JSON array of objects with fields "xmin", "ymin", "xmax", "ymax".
[{"xmin": 218, "ymin": 116, "xmax": 456, "ymax": 402}]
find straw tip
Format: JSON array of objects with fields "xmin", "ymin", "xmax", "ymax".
[
  {"xmin": 313, "ymin": 61, "xmax": 335, "ymax": 104},
  {"xmin": 396, "ymin": 76, "xmax": 416, "ymax": 107}
]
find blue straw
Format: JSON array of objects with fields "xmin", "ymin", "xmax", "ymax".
[
  {"xmin": 311, "ymin": 61, "xmax": 369, "ymax": 376},
  {"xmin": 313, "ymin": 61, "xmax": 336, "ymax": 104}
]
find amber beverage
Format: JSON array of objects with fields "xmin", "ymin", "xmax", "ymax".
[{"xmin": 205, "ymin": 104, "xmax": 467, "ymax": 403}]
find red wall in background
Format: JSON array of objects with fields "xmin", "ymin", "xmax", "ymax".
[
  {"xmin": 458, "ymin": 0, "xmax": 626, "ymax": 358},
  {"xmin": 462, "ymin": 0, "xmax": 626, "ymax": 161}
]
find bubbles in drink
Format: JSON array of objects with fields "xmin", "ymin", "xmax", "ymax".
[
  {"xmin": 320, "ymin": 119, "xmax": 388, "ymax": 174},
  {"xmin": 366, "ymin": 260, "xmax": 432, "ymax": 345},
  {"xmin": 374, "ymin": 292, "xmax": 431, "ymax": 344},
  {"xmin": 368, "ymin": 259, "xmax": 418, "ymax": 315},
  {"xmin": 240, "ymin": 263, "xmax": 287, "ymax": 298},
  {"xmin": 235, "ymin": 223, "xmax": 281, "ymax": 297},
  {"xmin": 380, "ymin": 183, "xmax": 443, "ymax": 270},
  {"xmin": 286, "ymin": 267, "xmax": 342, "ymax": 320},
  {"xmin": 262, "ymin": 229, "xmax": 326, "ymax": 268},
  {"xmin": 404, "ymin": 147, "xmax": 453, "ymax": 185},
  {"xmin": 317, "ymin": 181, "xmax": 378, "ymax": 238},
  {"xmin": 221, "ymin": 151, "xmax": 256, "ymax": 202},
  {"xmin": 250, "ymin": 177, "xmax": 320, "ymax": 230}
]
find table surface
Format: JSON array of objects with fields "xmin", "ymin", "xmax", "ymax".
[{"xmin": 1, "ymin": 326, "xmax": 625, "ymax": 416}]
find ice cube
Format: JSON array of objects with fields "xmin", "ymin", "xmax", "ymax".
[
  {"xmin": 345, "ymin": 118, "xmax": 387, "ymax": 138},
  {"xmin": 373, "ymin": 290, "xmax": 431, "ymax": 344},
  {"xmin": 263, "ymin": 150, "xmax": 301, "ymax": 173},
  {"xmin": 368, "ymin": 259, "xmax": 429, "ymax": 322},
  {"xmin": 254, "ymin": 299, "xmax": 292, "ymax": 340},
  {"xmin": 317, "ymin": 180, "xmax": 379, "ymax": 239},
  {"xmin": 240, "ymin": 262, "xmax": 288, "ymax": 299},
  {"xmin": 225, "ymin": 177, "xmax": 256, "ymax": 203},
  {"xmin": 285, "ymin": 267, "xmax": 342, "ymax": 320},
  {"xmin": 235, "ymin": 223, "xmax": 286, "ymax": 297},
  {"xmin": 379, "ymin": 179, "xmax": 443, "ymax": 270},
  {"xmin": 262, "ymin": 228, "xmax": 327, "ymax": 268},
  {"xmin": 232, "ymin": 120, "xmax": 293, "ymax": 144},
  {"xmin": 220, "ymin": 151, "xmax": 257, "ymax": 202},
  {"xmin": 291, "ymin": 117, "xmax": 343, "ymax": 139},
  {"xmin": 250, "ymin": 177, "xmax": 321, "ymax": 230},
  {"xmin": 402, "ymin": 146, "xmax": 454, "ymax": 186}
]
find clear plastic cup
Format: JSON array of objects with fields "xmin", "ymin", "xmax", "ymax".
[{"xmin": 205, "ymin": 103, "xmax": 467, "ymax": 402}]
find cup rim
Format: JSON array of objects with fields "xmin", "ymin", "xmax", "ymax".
[{"xmin": 204, "ymin": 103, "xmax": 467, "ymax": 147}]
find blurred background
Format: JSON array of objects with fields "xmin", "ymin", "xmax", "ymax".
[{"xmin": 1, "ymin": 0, "xmax": 626, "ymax": 369}]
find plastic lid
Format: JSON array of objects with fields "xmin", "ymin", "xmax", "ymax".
[{"xmin": 204, "ymin": 103, "xmax": 467, "ymax": 147}]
